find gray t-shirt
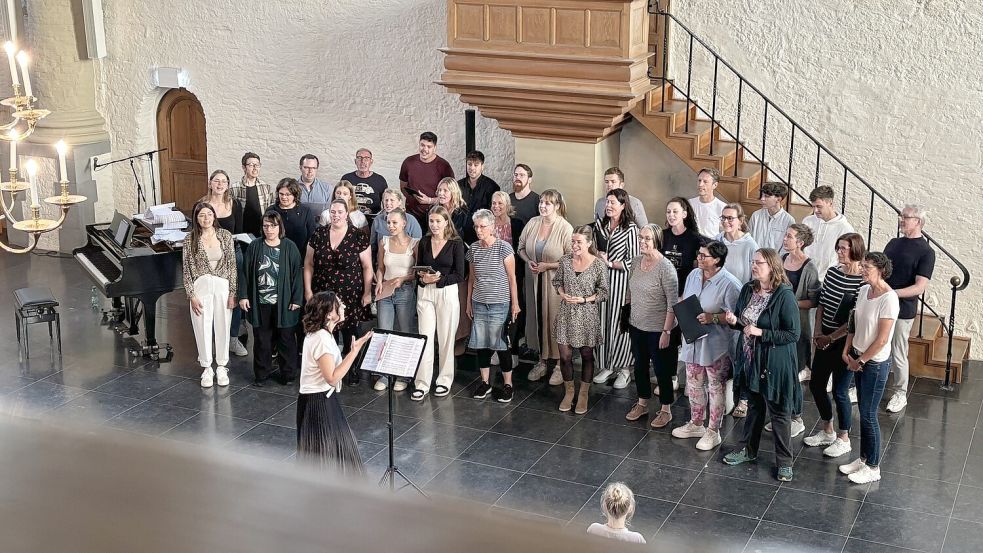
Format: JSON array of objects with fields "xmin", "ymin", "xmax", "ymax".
[
  {"xmin": 628, "ymin": 255, "xmax": 679, "ymax": 332},
  {"xmin": 586, "ymin": 523, "xmax": 646, "ymax": 544}
]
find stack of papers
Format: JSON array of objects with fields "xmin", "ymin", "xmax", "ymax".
[
  {"xmin": 150, "ymin": 229, "xmax": 187, "ymax": 245},
  {"xmin": 142, "ymin": 203, "xmax": 187, "ymax": 227}
]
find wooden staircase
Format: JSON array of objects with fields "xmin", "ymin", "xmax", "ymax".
[{"xmin": 630, "ymin": 83, "xmax": 971, "ymax": 382}]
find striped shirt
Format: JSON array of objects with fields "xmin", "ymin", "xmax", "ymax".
[
  {"xmin": 466, "ymin": 239, "xmax": 514, "ymax": 304},
  {"xmin": 817, "ymin": 265, "xmax": 864, "ymax": 334}
]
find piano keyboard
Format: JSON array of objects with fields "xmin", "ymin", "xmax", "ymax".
[{"xmin": 75, "ymin": 249, "xmax": 122, "ymax": 287}]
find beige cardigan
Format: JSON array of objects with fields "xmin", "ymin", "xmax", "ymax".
[{"xmin": 517, "ymin": 216, "xmax": 573, "ymax": 359}]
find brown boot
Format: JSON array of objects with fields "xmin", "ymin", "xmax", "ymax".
[
  {"xmin": 575, "ymin": 383, "xmax": 591, "ymax": 415},
  {"xmin": 559, "ymin": 381, "xmax": 575, "ymax": 412}
]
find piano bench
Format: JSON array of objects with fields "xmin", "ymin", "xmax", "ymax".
[{"xmin": 13, "ymin": 287, "xmax": 61, "ymax": 358}]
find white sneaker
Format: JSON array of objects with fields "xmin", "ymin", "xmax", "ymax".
[
  {"xmin": 593, "ymin": 368, "xmax": 614, "ymax": 384},
  {"xmin": 200, "ymin": 368, "xmax": 214, "ymax": 388},
  {"xmin": 798, "ymin": 368, "xmax": 812, "ymax": 382},
  {"xmin": 548, "ymin": 367, "xmax": 563, "ymax": 386},
  {"xmin": 491, "ymin": 352, "xmax": 500, "ymax": 365},
  {"xmin": 230, "ymin": 339, "xmax": 248, "ymax": 357},
  {"xmin": 393, "ymin": 380, "xmax": 407, "ymax": 392},
  {"xmin": 613, "ymin": 369, "xmax": 631, "ymax": 389},
  {"xmin": 373, "ymin": 379, "xmax": 387, "ymax": 391},
  {"xmin": 886, "ymin": 392, "xmax": 907, "ymax": 413},
  {"xmin": 791, "ymin": 418, "xmax": 805, "ymax": 438},
  {"xmin": 804, "ymin": 430, "xmax": 837, "ymax": 447},
  {"xmin": 838, "ymin": 457, "xmax": 865, "ymax": 475},
  {"xmin": 527, "ymin": 362, "xmax": 548, "ymax": 381},
  {"xmin": 215, "ymin": 367, "xmax": 229, "ymax": 387},
  {"xmin": 695, "ymin": 428, "xmax": 721, "ymax": 451},
  {"xmin": 848, "ymin": 464, "xmax": 881, "ymax": 484},
  {"xmin": 823, "ymin": 439, "xmax": 852, "ymax": 458},
  {"xmin": 672, "ymin": 421, "xmax": 707, "ymax": 439},
  {"xmin": 849, "ymin": 387, "xmax": 858, "ymax": 404}
]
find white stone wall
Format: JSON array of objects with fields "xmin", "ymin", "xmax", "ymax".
[
  {"xmin": 91, "ymin": 0, "xmax": 514, "ymax": 216},
  {"xmin": 666, "ymin": 0, "xmax": 983, "ymax": 355}
]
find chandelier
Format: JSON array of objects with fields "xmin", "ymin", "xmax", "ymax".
[{"xmin": 0, "ymin": 13, "xmax": 85, "ymax": 254}]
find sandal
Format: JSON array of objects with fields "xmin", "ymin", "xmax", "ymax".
[
  {"xmin": 732, "ymin": 400, "xmax": 748, "ymax": 418},
  {"xmin": 433, "ymin": 385, "xmax": 450, "ymax": 397},
  {"xmin": 410, "ymin": 389, "xmax": 427, "ymax": 402}
]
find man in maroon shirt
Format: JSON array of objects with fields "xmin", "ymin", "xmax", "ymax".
[{"xmin": 399, "ymin": 131, "xmax": 455, "ymax": 228}]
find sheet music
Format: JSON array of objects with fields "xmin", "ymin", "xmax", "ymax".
[
  {"xmin": 360, "ymin": 333, "xmax": 425, "ymax": 378},
  {"xmin": 142, "ymin": 203, "xmax": 186, "ymax": 225}
]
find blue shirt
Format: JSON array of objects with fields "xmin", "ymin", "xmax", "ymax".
[
  {"xmin": 370, "ymin": 211, "xmax": 424, "ymax": 244},
  {"xmin": 298, "ymin": 177, "xmax": 334, "ymax": 216},
  {"xmin": 680, "ymin": 267, "xmax": 741, "ymax": 366}
]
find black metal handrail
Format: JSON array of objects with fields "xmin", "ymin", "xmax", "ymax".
[{"xmin": 649, "ymin": 1, "xmax": 971, "ymax": 385}]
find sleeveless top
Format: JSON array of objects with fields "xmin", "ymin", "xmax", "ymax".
[{"xmin": 382, "ymin": 235, "xmax": 417, "ymax": 280}]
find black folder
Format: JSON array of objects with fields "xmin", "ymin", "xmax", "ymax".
[{"xmin": 674, "ymin": 294, "xmax": 711, "ymax": 344}]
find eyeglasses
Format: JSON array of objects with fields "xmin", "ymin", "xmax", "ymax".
[
  {"xmin": 751, "ymin": 260, "xmax": 769, "ymax": 266},
  {"xmin": 720, "ymin": 215, "xmax": 738, "ymax": 222},
  {"xmin": 245, "ymin": 163, "xmax": 261, "ymax": 168},
  {"xmin": 697, "ymin": 253, "xmax": 712, "ymax": 259}
]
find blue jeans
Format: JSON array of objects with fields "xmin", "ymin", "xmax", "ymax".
[
  {"xmin": 855, "ymin": 356, "xmax": 891, "ymax": 466},
  {"xmin": 377, "ymin": 283, "xmax": 417, "ymax": 333}
]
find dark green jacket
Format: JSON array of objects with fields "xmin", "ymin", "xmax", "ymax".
[
  {"xmin": 238, "ymin": 237, "xmax": 304, "ymax": 328},
  {"xmin": 730, "ymin": 282, "xmax": 800, "ymax": 409}
]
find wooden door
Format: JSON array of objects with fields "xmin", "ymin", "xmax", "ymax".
[{"xmin": 156, "ymin": 89, "xmax": 207, "ymax": 212}]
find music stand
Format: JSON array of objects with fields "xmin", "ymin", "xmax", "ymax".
[{"xmin": 354, "ymin": 328, "xmax": 428, "ymax": 496}]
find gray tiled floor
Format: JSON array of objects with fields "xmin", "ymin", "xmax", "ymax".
[{"xmin": 2, "ymin": 253, "xmax": 981, "ymax": 552}]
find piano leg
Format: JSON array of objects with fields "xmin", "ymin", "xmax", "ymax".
[
  {"xmin": 126, "ymin": 293, "xmax": 173, "ymax": 361},
  {"xmin": 140, "ymin": 293, "xmax": 159, "ymax": 347}
]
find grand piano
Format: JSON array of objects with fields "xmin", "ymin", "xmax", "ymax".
[{"xmin": 73, "ymin": 211, "xmax": 184, "ymax": 358}]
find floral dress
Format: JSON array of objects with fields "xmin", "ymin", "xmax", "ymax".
[{"xmin": 308, "ymin": 224, "xmax": 369, "ymax": 331}]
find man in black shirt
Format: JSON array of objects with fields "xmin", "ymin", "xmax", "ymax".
[
  {"xmin": 883, "ymin": 204, "xmax": 935, "ymax": 413},
  {"xmin": 459, "ymin": 151, "xmax": 500, "ymax": 215},
  {"xmin": 509, "ymin": 163, "xmax": 540, "ymax": 224},
  {"xmin": 231, "ymin": 152, "xmax": 273, "ymax": 237},
  {"xmin": 341, "ymin": 148, "xmax": 388, "ymax": 216}
]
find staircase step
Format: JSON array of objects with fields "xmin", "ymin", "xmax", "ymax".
[
  {"xmin": 910, "ymin": 316, "xmax": 943, "ymax": 340},
  {"xmin": 929, "ymin": 336, "xmax": 971, "ymax": 366}
]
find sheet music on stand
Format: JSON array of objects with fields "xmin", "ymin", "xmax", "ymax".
[{"xmin": 358, "ymin": 330, "xmax": 427, "ymax": 379}]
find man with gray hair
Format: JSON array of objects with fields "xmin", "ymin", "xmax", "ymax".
[{"xmin": 883, "ymin": 204, "xmax": 935, "ymax": 413}]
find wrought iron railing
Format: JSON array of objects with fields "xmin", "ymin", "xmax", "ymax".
[{"xmin": 648, "ymin": 1, "xmax": 971, "ymax": 387}]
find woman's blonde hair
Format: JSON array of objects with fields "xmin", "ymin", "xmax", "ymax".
[
  {"xmin": 491, "ymin": 190, "xmax": 516, "ymax": 218},
  {"xmin": 334, "ymin": 180, "xmax": 358, "ymax": 213},
  {"xmin": 539, "ymin": 188, "xmax": 567, "ymax": 218},
  {"xmin": 438, "ymin": 177, "xmax": 466, "ymax": 213},
  {"xmin": 600, "ymin": 482, "xmax": 636, "ymax": 523},
  {"xmin": 382, "ymin": 187, "xmax": 406, "ymax": 209}
]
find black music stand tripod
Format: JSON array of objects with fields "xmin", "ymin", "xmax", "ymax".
[{"xmin": 378, "ymin": 374, "xmax": 427, "ymax": 497}]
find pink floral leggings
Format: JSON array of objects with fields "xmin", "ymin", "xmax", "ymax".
[{"xmin": 685, "ymin": 357, "xmax": 731, "ymax": 431}]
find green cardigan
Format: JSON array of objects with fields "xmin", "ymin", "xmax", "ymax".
[
  {"xmin": 238, "ymin": 237, "xmax": 304, "ymax": 328},
  {"xmin": 730, "ymin": 282, "xmax": 801, "ymax": 409}
]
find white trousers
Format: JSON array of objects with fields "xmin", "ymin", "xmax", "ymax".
[
  {"xmin": 888, "ymin": 318, "xmax": 915, "ymax": 395},
  {"xmin": 190, "ymin": 274, "xmax": 232, "ymax": 369},
  {"xmin": 415, "ymin": 283, "xmax": 460, "ymax": 392}
]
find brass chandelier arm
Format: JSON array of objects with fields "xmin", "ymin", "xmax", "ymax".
[{"xmin": 0, "ymin": 230, "xmax": 38, "ymax": 253}]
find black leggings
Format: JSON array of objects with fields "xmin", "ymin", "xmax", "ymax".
[
  {"xmin": 559, "ymin": 344, "xmax": 595, "ymax": 383},
  {"xmin": 476, "ymin": 348, "xmax": 513, "ymax": 373}
]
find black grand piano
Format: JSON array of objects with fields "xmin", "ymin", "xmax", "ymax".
[{"xmin": 73, "ymin": 211, "xmax": 184, "ymax": 358}]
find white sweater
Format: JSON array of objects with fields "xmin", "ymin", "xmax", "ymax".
[{"xmin": 802, "ymin": 213, "xmax": 854, "ymax": 280}]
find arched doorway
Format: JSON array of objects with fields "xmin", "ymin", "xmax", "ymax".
[{"xmin": 156, "ymin": 89, "xmax": 207, "ymax": 212}]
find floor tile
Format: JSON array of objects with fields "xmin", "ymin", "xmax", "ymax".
[
  {"xmin": 41, "ymin": 365, "xmax": 135, "ymax": 391},
  {"xmin": 517, "ymin": 380, "xmax": 604, "ymax": 414},
  {"xmin": 345, "ymin": 408, "xmax": 418, "ymax": 446},
  {"xmin": 585, "ymin": 394, "xmax": 653, "ymax": 428},
  {"xmin": 335, "ymin": 382, "xmax": 386, "ymax": 409},
  {"xmin": 952, "ymin": 484, "xmax": 983, "ymax": 524},
  {"xmin": 864, "ymin": 471, "xmax": 959, "ymax": 515},
  {"xmin": 910, "ymin": 375, "xmax": 983, "ymax": 403},
  {"xmin": 706, "ymin": 446, "xmax": 785, "ymax": 484},
  {"xmin": 429, "ymin": 395, "xmax": 514, "ymax": 430},
  {"xmin": 0, "ymin": 373, "xmax": 35, "ymax": 394},
  {"xmin": 365, "ymin": 447, "xmax": 454, "ymax": 488},
  {"xmin": 557, "ymin": 418, "xmax": 647, "ymax": 456},
  {"xmin": 528, "ymin": 445, "xmax": 622, "ymax": 486},
  {"xmin": 850, "ymin": 502, "xmax": 947, "ymax": 552},
  {"xmin": 458, "ymin": 432, "xmax": 552, "ymax": 472},
  {"xmin": 495, "ymin": 473, "xmax": 597, "ymax": 521},
  {"xmin": 902, "ymin": 393, "xmax": 982, "ymax": 425},
  {"xmin": 394, "ymin": 420, "xmax": 484, "ymax": 457},
  {"xmin": 489, "ymin": 506, "xmax": 566, "ymax": 527},
  {"xmin": 842, "ymin": 539, "xmax": 923, "ymax": 553},
  {"xmin": 149, "ymin": 379, "xmax": 240, "ymax": 412},
  {"xmin": 162, "ymin": 411, "xmax": 258, "ymax": 447},
  {"xmin": 94, "ymin": 369, "xmax": 187, "ymax": 400},
  {"xmin": 679, "ymin": 472, "xmax": 778, "ymax": 518},
  {"xmin": 44, "ymin": 391, "xmax": 142, "ymax": 424},
  {"xmin": 362, "ymin": 387, "xmax": 441, "ymax": 419},
  {"xmin": 489, "ymin": 407, "xmax": 578, "ymax": 442},
  {"xmin": 890, "ymin": 416, "xmax": 973, "ymax": 454},
  {"xmin": 606, "ymin": 457, "xmax": 701, "ymax": 503},
  {"xmin": 942, "ymin": 518, "xmax": 983, "ymax": 553},
  {"xmin": 785, "ymin": 457, "xmax": 870, "ymax": 501},
  {"xmin": 424, "ymin": 460, "xmax": 521, "ymax": 505},
  {"xmin": 263, "ymin": 402, "xmax": 297, "ymax": 429},
  {"xmin": 104, "ymin": 401, "xmax": 198, "ymax": 436},
  {"xmin": 628, "ymin": 429, "xmax": 717, "ymax": 470},
  {"xmin": 213, "ymin": 387, "xmax": 296, "ymax": 422},
  {"xmin": 229, "ymin": 423, "xmax": 297, "ymax": 461},
  {"xmin": 0, "ymin": 380, "xmax": 88, "ymax": 416},
  {"xmin": 744, "ymin": 520, "xmax": 847, "ymax": 552},
  {"xmin": 879, "ymin": 442, "xmax": 966, "ymax": 483},
  {"xmin": 960, "ymin": 454, "xmax": 983, "ymax": 487},
  {"xmin": 763, "ymin": 487, "xmax": 862, "ymax": 536},
  {"xmin": 357, "ymin": 440, "xmax": 386, "ymax": 463},
  {"xmin": 655, "ymin": 505, "xmax": 758, "ymax": 553}
]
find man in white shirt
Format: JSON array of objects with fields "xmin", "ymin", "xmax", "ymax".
[
  {"xmin": 690, "ymin": 167, "xmax": 727, "ymax": 238},
  {"xmin": 593, "ymin": 167, "xmax": 648, "ymax": 226},
  {"xmin": 801, "ymin": 185, "xmax": 855, "ymax": 280},
  {"xmin": 748, "ymin": 181, "xmax": 795, "ymax": 253}
]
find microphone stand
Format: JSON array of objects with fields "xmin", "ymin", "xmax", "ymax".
[{"xmin": 93, "ymin": 149, "xmax": 168, "ymax": 212}]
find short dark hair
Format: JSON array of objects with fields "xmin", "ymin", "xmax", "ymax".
[
  {"xmin": 809, "ymin": 185, "xmax": 835, "ymax": 203},
  {"xmin": 420, "ymin": 131, "xmax": 438, "ymax": 144},
  {"xmin": 837, "ymin": 232, "xmax": 866, "ymax": 262},
  {"xmin": 276, "ymin": 177, "xmax": 302, "ymax": 202},
  {"xmin": 261, "ymin": 210, "xmax": 286, "ymax": 239},
  {"xmin": 604, "ymin": 167, "xmax": 625, "ymax": 181},
  {"xmin": 864, "ymin": 251, "xmax": 893, "ymax": 279},
  {"xmin": 760, "ymin": 181, "xmax": 788, "ymax": 199},
  {"xmin": 787, "ymin": 223, "xmax": 814, "ymax": 248},
  {"xmin": 698, "ymin": 167, "xmax": 720, "ymax": 183},
  {"xmin": 241, "ymin": 152, "xmax": 260, "ymax": 166},
  {"xmin": 515, "ymin": 163, "xmax": 533, "ymax": 178},
  {"xmin": 299, "ymin": 154, "xmax": 319, "ymax": 167},
  {"xmin": 466, "ymin": 151, "xmax": 485, "ymax": 163},
  {"xmin": 704, "ymin": 240, "xmax": 728, "ymax": 268}
]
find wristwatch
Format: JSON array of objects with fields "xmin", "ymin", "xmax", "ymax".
[{"xmin": 712, "ymin": 313, "xmax": 719, "ymax": 324}]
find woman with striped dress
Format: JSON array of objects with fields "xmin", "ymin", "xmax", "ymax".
[{"xmin": 592, "ymin": 189, "xmax": 639, "ymax": 389}]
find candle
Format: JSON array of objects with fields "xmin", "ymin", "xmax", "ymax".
[
  {"xmin": 25, "ymin": 158, "xmax": 37, "ymax": 206},
  {"xmin": 4, "ymin": 42, "xmax": 17, "ymax": 87},
  {"xmin": 6, "ymin": 0, "xmax": 15, "ymax": 43},
  {"xmin": 15, "ymin": 50, "xmax": 29, "ymax": 98},
  {"xmin": 55, "ymin": 140, "xmax": 67, "ymax": 182},
  {"xmin": 8, "ymin": 131, "xmax": 15, "ymax": 172}
]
